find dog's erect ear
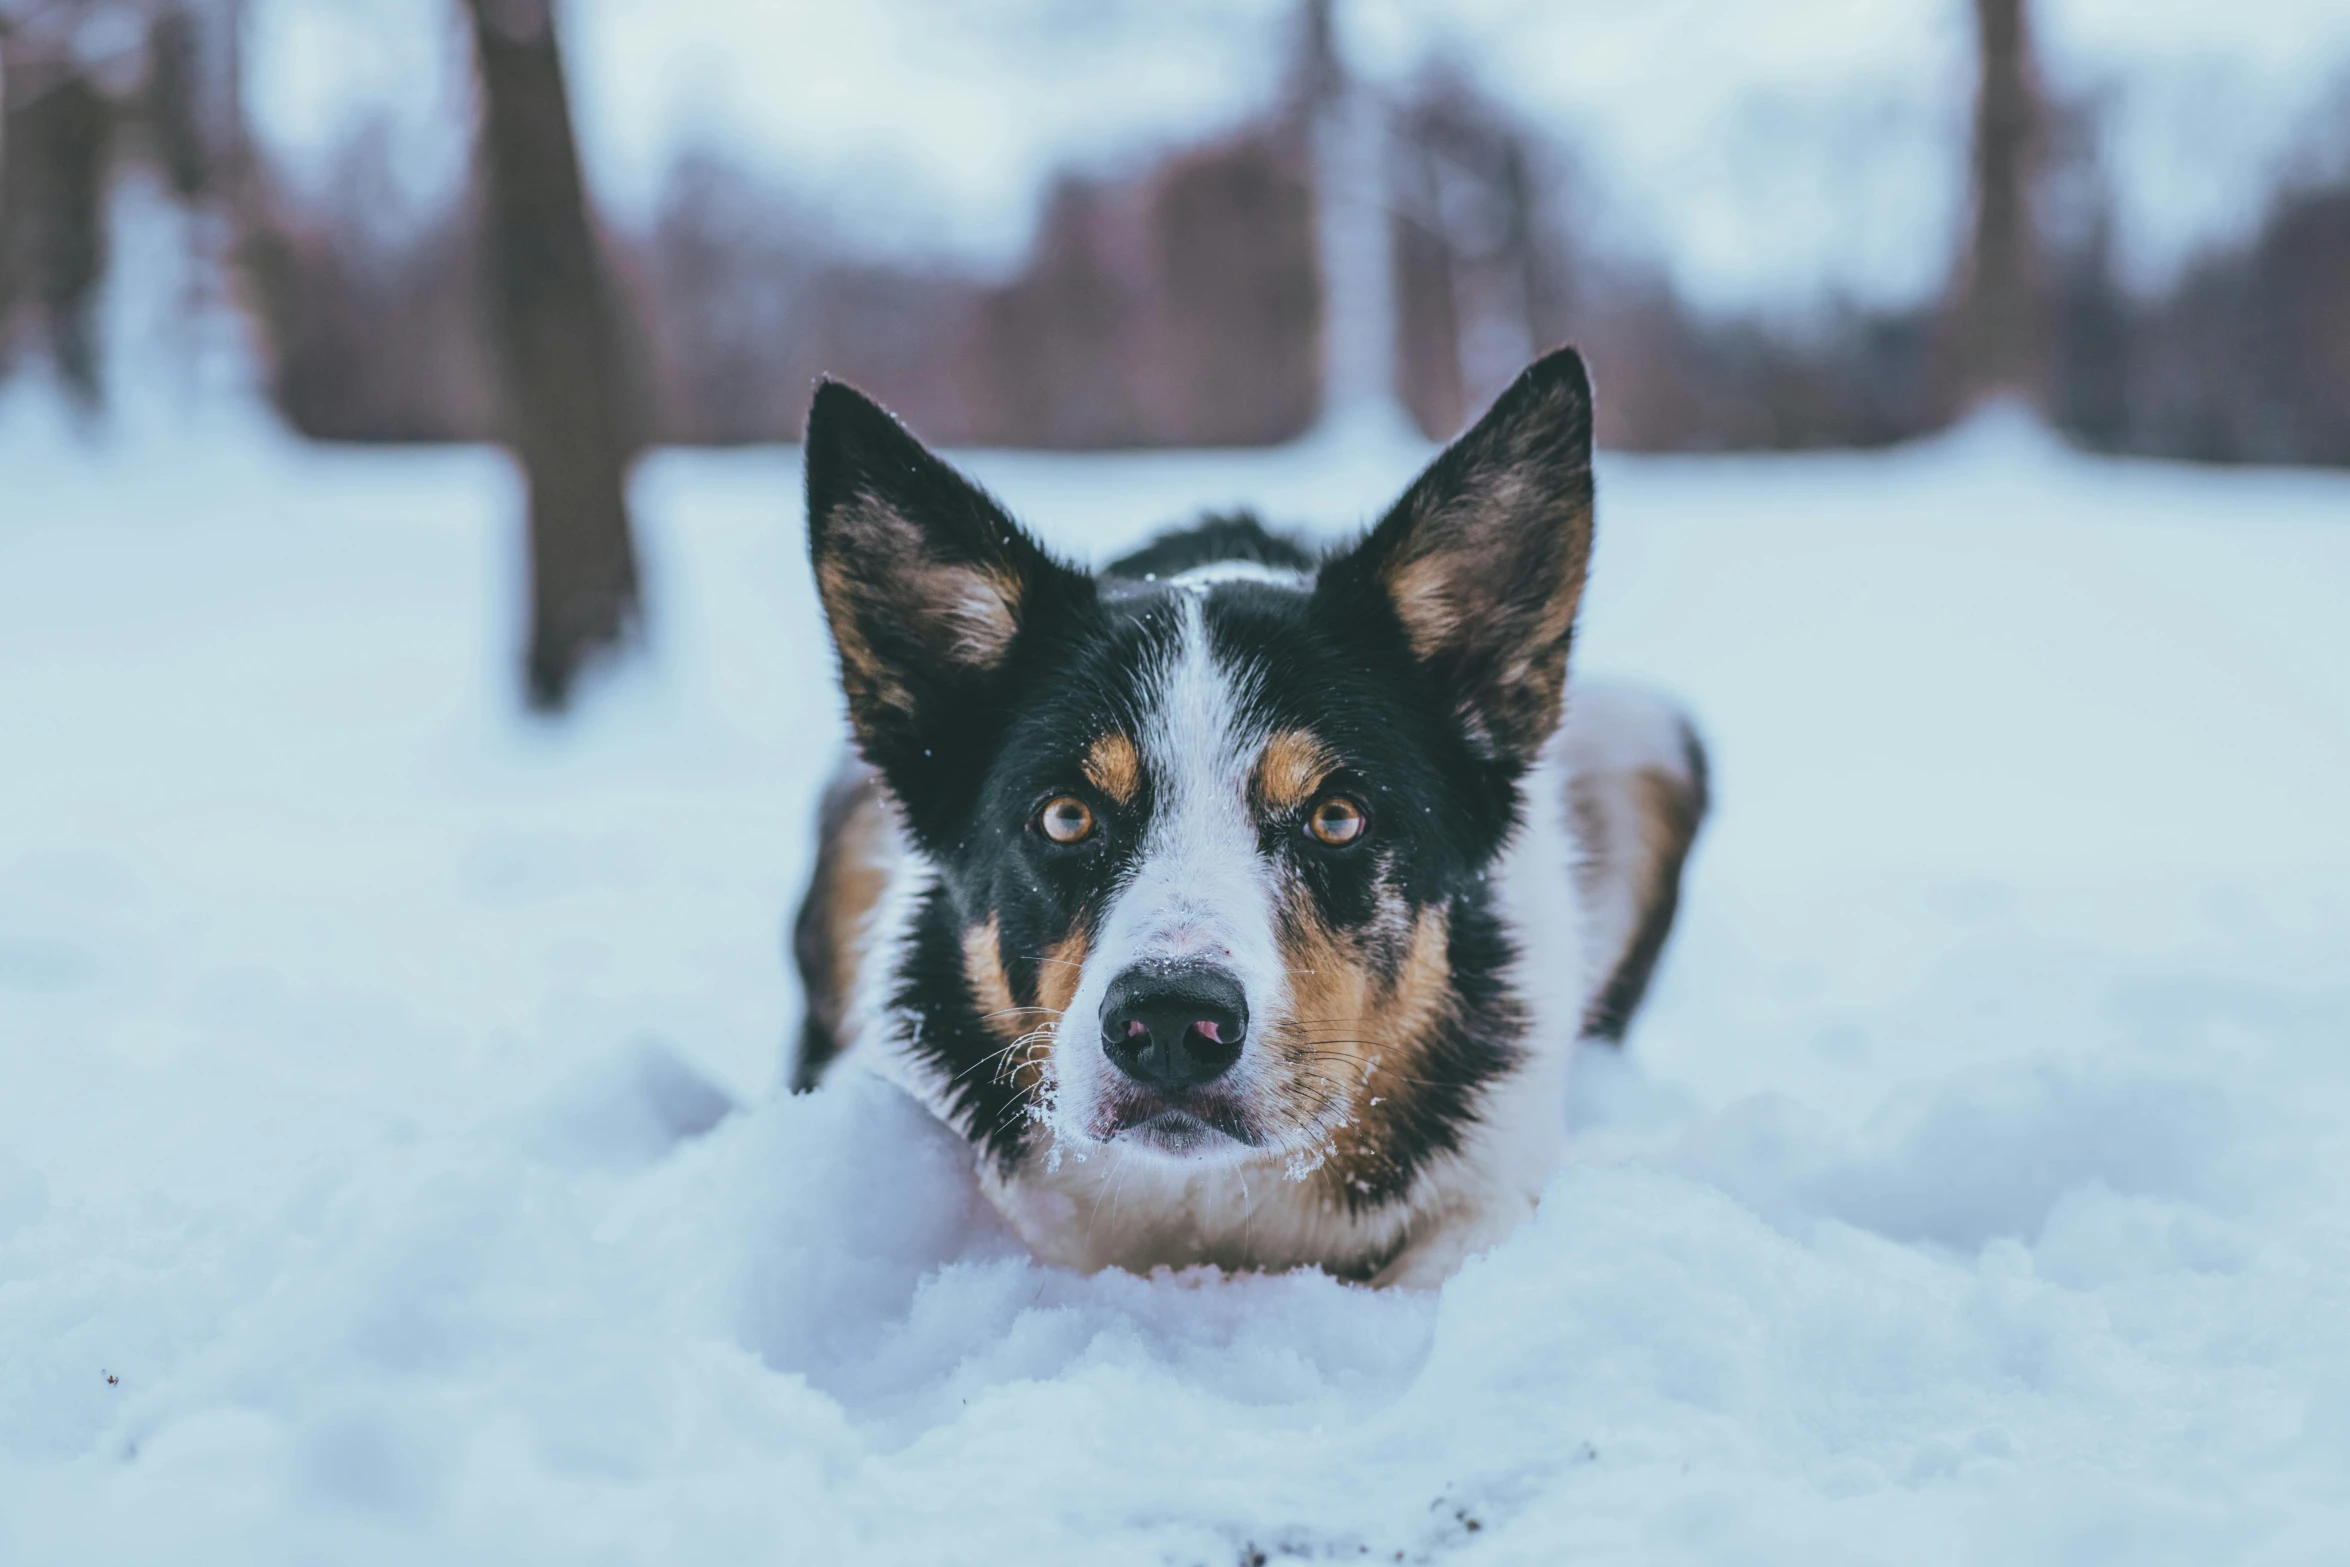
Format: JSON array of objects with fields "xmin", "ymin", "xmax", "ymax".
[
  {"xmin": 1318, "ymin": 347, "xmax": 1595, "ymax": 768},
  {"xmin": 805, "ymin": 380, "xmax": 1089, "ymax": 817}
]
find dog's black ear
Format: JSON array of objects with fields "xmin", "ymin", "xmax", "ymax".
[
  {"xmin": 805, "ymin": 380, "xmax": 1089, "ymax": 821},
  {"xmin": 1318, "ymin": 347, "xmax": 1595, "ymax": 768}
]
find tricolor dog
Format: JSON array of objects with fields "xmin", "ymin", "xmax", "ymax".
[{"xmin": 791, "ymin": 348, "xmax": 1706, "ymax": 1287}]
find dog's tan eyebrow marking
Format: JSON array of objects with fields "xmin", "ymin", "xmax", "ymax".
[
  {"xmin": 1082, "ymin": 732, "xmax": 1142, "ymax": 806},
  {"xmin": 1253, "ymin": 727, "xmax": 1339, "ymax": 815}
]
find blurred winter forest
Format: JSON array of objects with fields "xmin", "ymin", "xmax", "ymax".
[{"xmin": 4, "ymin": 0, "xmax": 2348, "ymax": 701}]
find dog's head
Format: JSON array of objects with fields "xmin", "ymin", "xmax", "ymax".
[{"xmin": 807, "ymin": 350, "xmax": 1593, "ymax": 1185}]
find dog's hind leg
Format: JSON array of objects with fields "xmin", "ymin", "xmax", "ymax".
[
  {"xmin": 1559, "ymin": 685, "xmax": 1710, "ymax": 1044},
  {"xmin": 787, "ymin": 758, "xmax": 895, "ymax": 1091}
]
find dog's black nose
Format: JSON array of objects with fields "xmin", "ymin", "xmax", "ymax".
[{"xmin": 1099, "ymin": 965, "xmax": 1248, "ymax": 1090}]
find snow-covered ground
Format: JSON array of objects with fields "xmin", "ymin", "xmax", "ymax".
[{"xmin": 4, "ymin": 405, "xmax": 2349, "ymax": 1563}]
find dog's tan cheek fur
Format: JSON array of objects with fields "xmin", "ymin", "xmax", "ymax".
[
  {"xmin": 1272, "ymin": 891, "xmax": 1374, "ymax": 1109},
  {"xmin": 962, "ymin": 916, "xmax": 1019, "ymax": 1046},
  {"xmin": 1036, "ymin": 930, "xmax": 1089, "ymax": 1018},
  {"xmin": 1032, "ymin": 929, "xmax": 1090, "ymax": 1099},
  {"xmin": 1264, "ymin": 892, "xmax": 1452, "ymax": 1200},
  {"xmin": 963, "ymin": 916, "xmax": 1086, "ymax": 1100}
]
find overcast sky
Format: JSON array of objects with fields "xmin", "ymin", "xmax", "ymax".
[{"xmin": 245, "ymin": 0, "xmax": 2350, "ymax": 314}]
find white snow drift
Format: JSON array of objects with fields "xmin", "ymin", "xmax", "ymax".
[{"xmin": 3, "ymin": 406, "xmax": 2349, "ymax": 1563}]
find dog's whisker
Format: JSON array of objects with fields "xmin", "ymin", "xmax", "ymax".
[{"xmin": 950, "ymin": 1024, "xmax": 1063, "ymax": 1085}]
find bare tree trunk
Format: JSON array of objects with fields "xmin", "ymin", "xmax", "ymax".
[
  {"xmin": 1294, "ymin": 0, "xmax": 1407, "ymax": 439},
  {"xmin": 146, "ymin": 5, "xmax": 212, "ymax": 201},
  {"xmin": 0, "ymin": 40, "xmax": 115, "ymax": 411},
  {"xmin": 463, "ymin": 0, "xmax": 640, "ymax": 712},
  {"xmin": 1951, "ymin": 0, "xmax": 2047, "ymax": 406}
]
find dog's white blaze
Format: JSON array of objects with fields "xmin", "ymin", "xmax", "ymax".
[
  {"xmin": 1050, "ymin": 593, "xmax": 1289, "ymax": 1152},
  {"xmin": 1165, "ymin": 559, "xmax": 1312, "ymax": 591}
]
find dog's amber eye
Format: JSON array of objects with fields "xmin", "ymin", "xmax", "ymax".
[
  {"xmin": 1306, "ymin": 796, "xmax": 1367, "ymax": 847},
  {"xmin": 1038, "ymin": 796, "xmax": 1095, "ymax": 844}
]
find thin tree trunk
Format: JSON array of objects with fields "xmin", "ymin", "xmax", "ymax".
[
  {"xmin": 1952, "ymin": 0, "xmax": 2047, "ymax": 406},
  {"xmin": 464, "ymin": 0, "xmax": 640, "ymax": 712},
  {"xmin": 0, "ymin": 43, "xmax": 115, "ymax": 411},
  {"xmin": 1296, "ymin": 0, "xmax": 1406, "ymax": 438}
]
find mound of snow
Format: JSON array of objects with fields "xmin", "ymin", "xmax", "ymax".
[{"xmin": 3, "ymin": 412, "xmax": 2348, "ymax": 1561}]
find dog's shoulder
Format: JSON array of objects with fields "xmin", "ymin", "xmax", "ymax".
[{"xmin": 1558, "ymin": 686, "xmax": 1709, "ymax": 1043}]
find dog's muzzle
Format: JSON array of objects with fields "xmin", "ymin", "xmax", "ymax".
[{"xmin": 1098, "ymin": 963, "xmax": 1247, "ymax": 1091}]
